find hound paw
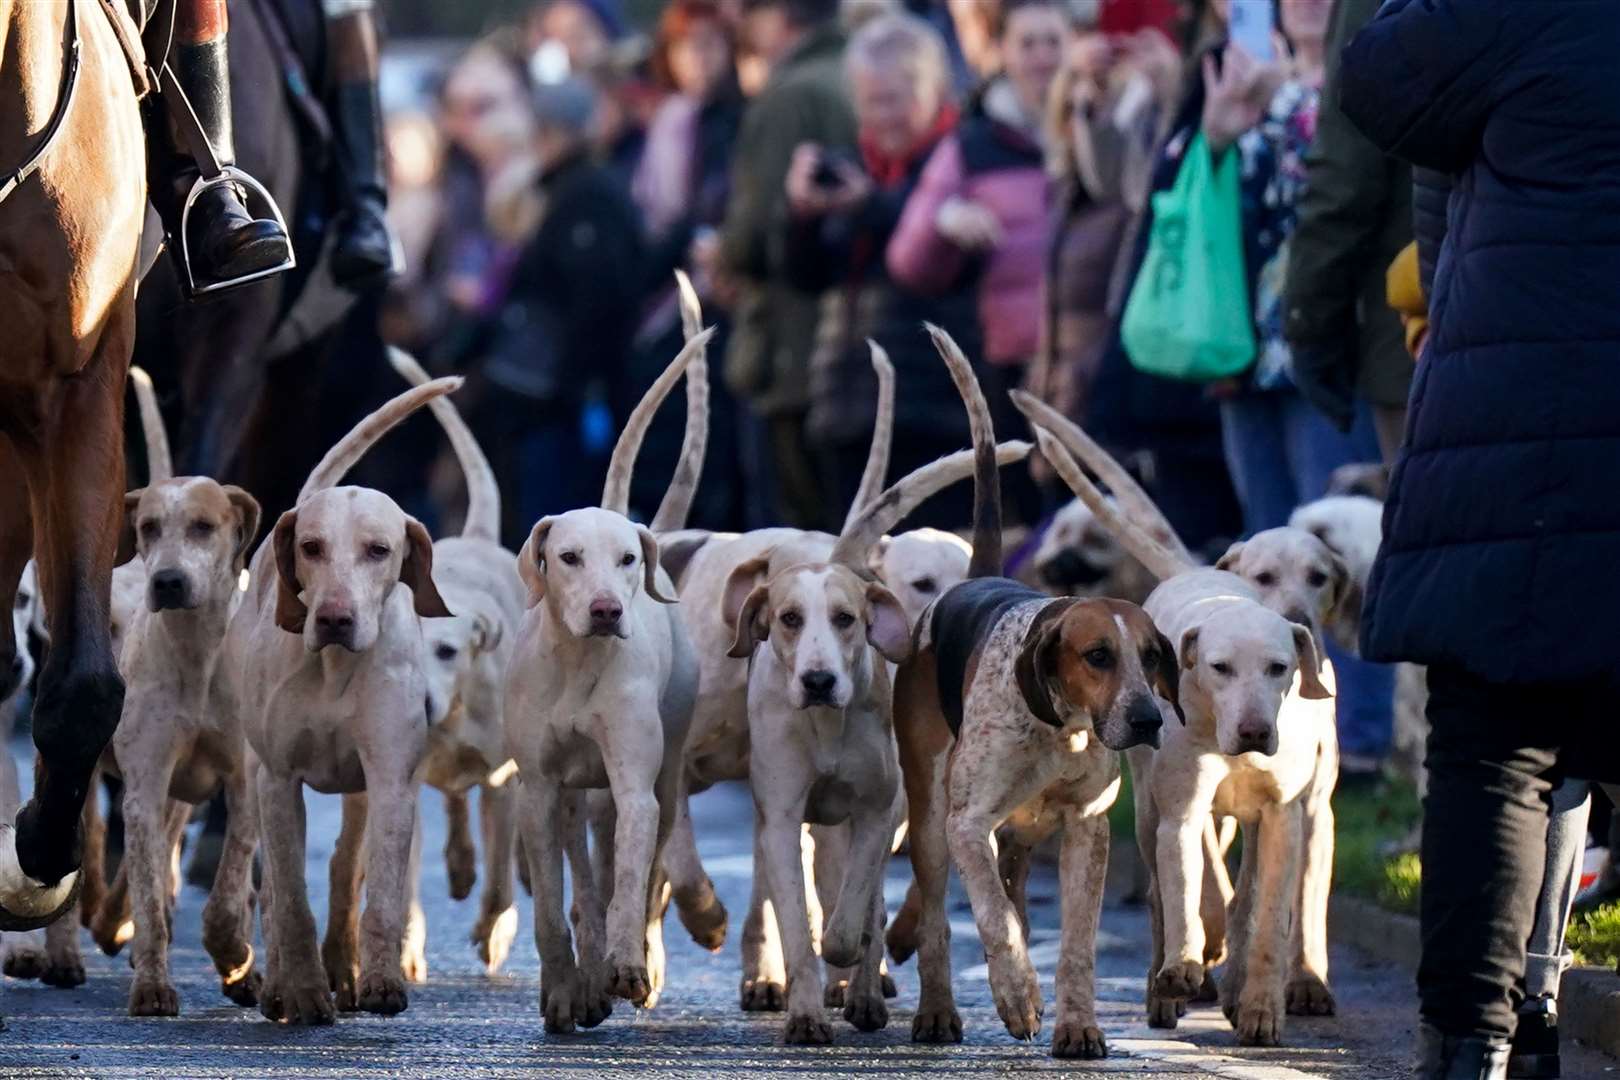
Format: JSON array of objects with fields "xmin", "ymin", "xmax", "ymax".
[
  {"xmin": 1051, "ymin": 1020, "xmax": 1108, "ymax": 1060},
  {"xmin": 989, "ymin": 954, "xmax": 1043, "ymax": 1040},
  {"xmin": 1145, "ymin": 990, "xmax": 1180, "ymax": 1030},
  {"xmin": 3, "ymin": 944, "xmax": 48, "ymax": 980},
  {"xmin": 673, "ymin": 885, "xmax": 728, "ymax": 953},
  {"xmin": 401, "ymin": 941, "xmax": 428, "ymax": 985},
  {"xmin": 262, "ymin": 979, "xmax": 336, "ymax": 1026},
  {"xmin": 472, "ymin": 904, "xmax": 519, "ymax": 975},
  {"xmin": 540, "ymin": 971, "xmax": 581, "ymax": 1034},
  {"xmin": 910, "ymin": 1004, "xmax": 962, "ymax": 1043},
  {"xmin": 447, "ymin": 847, "xmax": 477, "ymax": 902},
  {"xmin": 358, "ymin": 972, "xmax": 409, "ymax": 1016},
  {"xmin": 843, "ymin": 990, "xmax": 888, "ymax": 1033},
  {"xmin": 1234, "ymin": 995, "xmax": 1285, "ymax": 1046},
  {"xmin": 740, "ymin": 977, "xmax": 785, "ymax": 1012},
  {"xmin": 42, "ymin": 954, "xmax": 86, "ymax": 988},
  {"xmin": 1154, "ymin": 959, "xmax": 1204, "ymax": 1002},
  {"xmin": 577, "ymin": 969, "xmax": 615, "ymax": 1029},
  {"xmin": 221, "ymin": 968, "xmax": 262, "ymax": 1007},
  {"xmin": 128, "ymin": 976, "xmax": 180, "ymax": 1017},
  {"xmin": 881, "ymin": 972, "xmax": 897, "ymax": 999},
  {"xmin": 1286, "ymin": 973, "xmax": 1336, "ymax": 1016},
  {"xmin": 607, "ymin": 960, "xmax": 651, "ymax": 1006},
  {"xmin": 823, "ymin": 979, "xmax": 847, "ymax": 1008},
  {"xmin": 91, "ymin": 915, "xmax": 134, "ymax": 957},
  {"xmin": 783, "ymin": 1013, "xmax": 833, "ymax": 1045},
  {"xmin": 885, "ymin": 905, "xmax": 919, "ymax": 965},
  {"xmin": 1194, "ymin": 969, "xmax": 1221, "ymax": 1003},
  {"xmin": 329, "ymin": 962, "xmax": 360, "ymax": 1012}
]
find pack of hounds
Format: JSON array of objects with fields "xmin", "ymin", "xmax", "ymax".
[{"xmin": 0, "ymin": 272, "xmax": 1387, "ymax": 1058}]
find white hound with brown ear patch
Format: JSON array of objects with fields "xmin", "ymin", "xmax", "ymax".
[
  {"xmin": 225, "ymin": 379, "xmax": 460, "ymax": 1027},
  {"xmin": 388, "ymin": 348, "xmax": 526, "ymax": 980},
  {"xmin": 1017, "ymin": 393, "xmax": 1334, "ymax": 1049},
  {"xmin": 504, "ymin": 331, "xmax": 712, "ymax": 1035}
]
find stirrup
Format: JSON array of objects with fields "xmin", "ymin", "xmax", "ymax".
[{"xmin": 177, "ymin": 167, "xmax": 296, "ymax": 298}]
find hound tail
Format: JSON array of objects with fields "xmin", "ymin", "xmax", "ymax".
[
  {"xmin": 649, "ymin": 271, "xmax": 710, "ymax": 533},
  {"xmin": 829, "ymin": 441, "xmax": 1032, "ymax": 570},
  {"xmin": 129, "ymin": 367, "xmax": 173, "ymax": 484},
  {"xmin": 1009, "ymin": 389, "xmax": 1192, "ymax": 565},
  {"xmin": 1015, "ymin": 404, "xmax": 1187, "ymax": 584},
  {"xmin": 840, "ymin": 340, "xmax": 896, "ymax": 533},
  {"xmin": 601, "ymin": 327, "xmax": 716, "ymax": 517},
  {"xmin": 387, "ymin": 347, "xmax": 500, "ymax": 543},
  {"xmin": 298, "ymin": 378, "xmax": 464, "ymax": 503},
  {"xmin": 926, "ymin": 324, "xmax": 1001, "ymax": 579}
]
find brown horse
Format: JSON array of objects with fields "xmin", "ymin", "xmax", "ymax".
[{"xmin": 0, "ymin": 0, "xmax": 147, "ymax": 929}]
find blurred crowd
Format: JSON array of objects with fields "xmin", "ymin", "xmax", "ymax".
[{"xmin": 372, "ymin": 0, "xmax": 1411, "ymax": 779}]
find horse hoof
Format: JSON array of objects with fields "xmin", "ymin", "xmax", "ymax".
[{"xmin": 0, "ymin": 825, "xmax": 79, "ymax": 932}]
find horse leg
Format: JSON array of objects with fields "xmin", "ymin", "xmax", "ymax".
[{"xmin": 1, "ymin": 353, "xmax": 129, "ymax": 928}]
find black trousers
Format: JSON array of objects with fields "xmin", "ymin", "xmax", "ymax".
[{"xmin": 1420, "ymin": 665, "xmax": 1620, "ymax": 1041}]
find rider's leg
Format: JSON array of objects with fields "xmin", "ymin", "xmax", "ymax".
[
  {"xmin": 325, "ymin": 0, "xmax": 398, "ymax": 285},
  {"xmin": 149, "ymin": 0, "xmax": 293, "ymax": 288}
]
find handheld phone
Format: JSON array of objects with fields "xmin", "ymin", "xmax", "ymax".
[{"xmin": 1228, "ymin": 0, "xmax": 1275, "ymax": 62}]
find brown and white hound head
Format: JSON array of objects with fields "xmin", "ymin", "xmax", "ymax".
[
  {"xmin": 118, "ymin": 478, "xmax": 261, "ymax": 615},
  {"xmin": 272, "ymin": 486, "xmax": 451, "ymax": 653},
  {"xmin": 1015, "ymin": 598, "xmax": 1181, "ymax": 751},
  {"xmin": 1216, "ymin": 527, "xmax": 1350, "ymax": 652},
  {"xmin": 725, "ymin": 560, "xmax": 910, "ymax": 710},
  {"xmin": 1288, "ymin": 495, "xmax": 1384, "ymax": 653},
  {"xmin": 517, "ymin": 507, "xmax": 674, "ymax": 640},
  {"xmin": 1178, "ymin": 601, "xmax": 1331, "ymax": 757}
]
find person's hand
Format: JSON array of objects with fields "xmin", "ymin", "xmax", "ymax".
[
  {"xmin": 1290, "ymin": 338, "xmax": 1360, "ymax": 433},
  {"xmin": 1123, "ymin": 28, "xmax": 1182, "ymax": 107},
  {"xmin": 786, "ymin": 143, "xmax": 871, "ymax": 219},
  {"xmin": 1070, "ymin": 33, "xmax": 1114, "ymax": 95},
  {"xmin": 1201, "ymin": 44, "xmax": 1281, "ymax": 155},
  {"xmin": 935, "ymin": 196, "xmax": 1002, "ymax": 251}
]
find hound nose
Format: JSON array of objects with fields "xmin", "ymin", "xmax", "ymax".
[
  {"xmin": 1126, "ymin": 695, "xmax": 1163, "ymax": 747},
  {"xmin": 1234, "ymin": 716, "xmax": 1275, "ymax": 755},
  {"xmin": 800, "ymin": 670, "xmax": 837, "ymax": 703},
  {"xmin": 1285, "ymin": 607, "xmax": 1313, "ymax": 629},
  {"xmin": 149, "ymin": 569, "xmax": 189, "ymax": 610},
  {"xmin": 588, "ymin": 598, "xmax": 623, "ymax": 633},
  {"xmin": 314, "ymin": 606, "xmax": 356, "ymax": 647}
]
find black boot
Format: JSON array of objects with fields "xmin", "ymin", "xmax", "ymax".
[
  {"xmin": 159, "ymin": 38, "xmax": 293, "ymax": 291},
  {"xmin": 1508, "ymin": 996, "xmax": 1561, "ymax": 1079},
  {"xmin": 329, "ymin": 81, "xmax": 399, "ymax": 286},
  {"xmin": 1420, "ymin": 1024, "xmax": 1512, "ymax": 1080}
]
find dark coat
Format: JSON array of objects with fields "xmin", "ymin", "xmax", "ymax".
[
  {"xmin": 1410, "ymin": 167, "xmax": 1450, "ymax": 300},
  {"xmin": 1343, "ymin": 0, "xmax": 1620, "ymax": 685}
]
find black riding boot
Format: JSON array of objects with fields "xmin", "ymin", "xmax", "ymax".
[
  {"xmin": 329, "ymin": 80, "xmax": 398, "ymax": 285},
  {"xmin": 1420, "ymin": 1025, "xmax": 1512, "ymax": 1080},
  {"xmin": 156, "ymin": 36, "xmax": 293, "ymax": 291}
]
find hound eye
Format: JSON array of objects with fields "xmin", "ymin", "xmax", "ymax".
[
  {"xmin": 559, "ymin": 552, "xmax": 580, "ymax": 567},
  {"xmin": 190, "ymin": 520, "xmax": 217, "ymax": 538},
  {"xmin": 1307, "ymin": 569, "xmax": 1329, "ymax": 588},
  {"xmin": 300, "ymin": 540, "xmax": 323, "ymax": 559},
  {"xmin": 1255, "ymin": 572, "xmax": 1276, "ymax": 587},
  {"xmin": 366, "ymin": 543, "xmax": 391, "ymax": 561},
  {"xmin": 139, "ymin": 520, "xmax": 161, "ymax": 539},
  {"xmin": 1267, "ymin": 661, "xmax": 1289, "ymax": 678},
  {"xmin": 1084, "ymin": 647, "xmax": 1113, "ymax": 668},
  {"xmin": 1212, "ymin": 661, "xmax": 1234, "ymax": 677},
  {"xmin": 620, "ymin": 552, "xmax": 636, "ymax": 567},
  {"xmin": 911, "ymin": 577, "xmax": 937, "ymax": 595},
  {"xmin": 779, "ymin": 611, "xmax": 803, "ymax": 630},
  {"xmin": 833, "ymin": 611, "xmax": 857, "ymax": 630},
  {"xmin": 435, "ymin": 643, "xmax": 458, "ymax": 662}
]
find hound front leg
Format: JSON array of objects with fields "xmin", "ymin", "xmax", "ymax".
[
  {"xmin": 560, "ymin": 789, "xmax": 613, "ymax": 1028},
  {"xmin": 322, "ymin": 792, "xmax": 367, "ymax": 1011},
  {"xmin": 1153, "ymin": 773, "xmax": 1221, "ymax": 1007},
  {"xmin": 120, "ymin": 744, "xmax": 183, "ymax": 1016},
  {"xmin": 1051, "ymin": 812, "xmax": 1109, "ymax": 1059},
  {"xmin": 519, "ymin": 776, "xmax": 584, "ymax": 1034},
  {"xmin": 601, "ymin": 755, "xmax": 661, "ymax": 1005},
  {"xmin": 401, "ymin": 814, "xmax": 427, "ymax": 984},
  {"xmin": 665, "ymin": 787, "xmax": 727, "ymax": 951},
  {"xmin": 443, "ymin": 789, "xmax": 476, "ymax": 900},
  {"xmin": 472, "ymin": 779, "xmax": 519, "ymax": 974},
  {"xmin": 739, "ymin": 820, "xmax": 786, "ymax": 1012},
  {"xmin": 1232, "ymin": 803, "xmax": 1302, "ymax": 1047},
  {"xmin": 948, "ymin": 808, "xmax": 1043, "ymax": 1040},
  {"xmin": 825, "ymin": 811, "xmax": 892, "ymax": 1034},
  {"xmin": 201, "ymin": 761, "xmax": 261, "ymax": 1007},
  {"xmin": 255, "ymin": 765, "xmax": 333, "ymax": 1025},
  {"xmin": 357, "ymin": 778, "xmax": 418, "ymax": 1015},
  {"xmin": 759, "ymin": 811, "xmax": 826, "ymax": 1044},
  {"xmin": 1289, "ymin": 786, "xmax": 1335, "ymax": 1016}
]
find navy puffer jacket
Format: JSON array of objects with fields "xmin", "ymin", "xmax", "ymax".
[{"xmin": 1343, "ymin": 0, "xmax": 1620, "ymax": 685}]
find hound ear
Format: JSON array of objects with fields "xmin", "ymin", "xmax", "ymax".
[
  {"xmin": 726, "ymin": 584, "xmax": 771, "ymax": 659},
  {"xmin": 1214, "ymin": 541, "xmax": 1245, "ymax": 573},
  {"xmin": 402, "ymin": 518, "xmax": 453, "ymax": 619},
  {"xmin": 517, "ymin": 518, "xmax": 554, "ymax": 607},
  {"xmin": 1153, "ymin": 629, "xmax": 1185, "ymax": 725},
  {"xmin": 638, "ymin": 525, "xmax": 677, "ymax": 604},
  {"xmin": 1291, "ymin": 623, "xmax": 1333, "ymax": 700},
  {"xmin": 1179, "ymin": 625, "xmax": 1200, "ymax": 671},
  {"xmin": 721, "ymin": 554, "xmax": 772, "ymax": 632},
  {"xmin": 1322, "ymin": 550, "xmax": 1364, "ymax": 650},
  {"xmin": 866, "ymin": 535, "xmax": 892, "ymax": 579},
  {"xmin": 115, "ymin": 490, "xmax": 145, "ymax": 567},
  {"xmin": 472, "ymin": 609, "xmax": 502, "ymax": 654},
  {"xmin": 272, "ymin": 510, "xmax": 307, "ymax": 634},
  {"xmin": 222, "ymin": 485, "xmax": 262, "ymax": 574},
  {"xmin": 1014, "ymin": 604, "xmax": 1070, "ymax": 729},
  {"xmin": 864, "ymin": 582, "xmax": 911, "ymax": 664}
]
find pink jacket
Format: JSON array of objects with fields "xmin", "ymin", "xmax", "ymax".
[{"xmin": 887, "ymin": 87, "xmax": 1051, "ymax": 366}]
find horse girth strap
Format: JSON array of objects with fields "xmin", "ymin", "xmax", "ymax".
[{"xmin": 0, "ymin": 0, "xmax": 84, "ymax": 208}]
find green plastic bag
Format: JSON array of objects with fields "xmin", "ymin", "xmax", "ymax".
[{"xmin": 1120, "ymin": 132, "xmax": 1255, "ymax": 381}]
